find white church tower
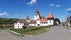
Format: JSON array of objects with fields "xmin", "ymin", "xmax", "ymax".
[
  {"xmin": 47, "ymin": 12, "xmax": 54, "ymax": 25},
  {"xmin": 34, "ymin": 8, "xmax": 40, "ymax": 21}
]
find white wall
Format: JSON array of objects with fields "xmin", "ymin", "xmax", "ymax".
[
  {"xmin": 36, "ymin": 20, "xmax": 40, "ymax": 24},
  {"xmin": 48, "ymin": 20, "xmax": 54, "ymax": 25},
  {"xmin": 51, "ymin": 20, "xmax": 54, "ymax": 25},
  {"xmin": 29, "ymin": 20, "xmax": 54, "ymax": 26},
  {"xmin": 29, "ymin": 20, "xmax": 49, "ymax": 26},
  {"xmin": 40, "ymin": 24, "xmax": 48, "ymax": 26},
  {"xmin": 29, "ymin": 24, "xmax": 37, "ymax": 26},
  {"xmin": 14, "ymin": 22, "xmax": 24, "ymax": 29},
  {"xmin": 34, "ymin": 15, "xmax": 40, "ymax": 20}
]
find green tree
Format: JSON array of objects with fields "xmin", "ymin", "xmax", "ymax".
[{"xmin": 54, "ymin": 18, "xmax": 60, "ymax": 25}]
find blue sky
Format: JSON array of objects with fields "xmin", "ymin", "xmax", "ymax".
[{"xmin": 0, "ymin": 0, "xmax": 71, "ymax": 22}]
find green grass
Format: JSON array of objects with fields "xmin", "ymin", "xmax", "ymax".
[
  {"xmin": 10, "ymin": 26, "xmax": 52, "ymax": 35},
  {"xmin": 0, "ymin": 27, "xmax": 8, "ymax": 30},
  {"xmin": 66, "ymin": 26, "xmax": 71, "ymax": 29}
]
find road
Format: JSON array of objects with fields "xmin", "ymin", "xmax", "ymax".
[{"xmin": 0, "ymin": 26, "xmax": 71, "ymax": 40}]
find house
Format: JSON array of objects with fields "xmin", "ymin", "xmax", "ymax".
[
  {"xmin": 36, "ymin": 18, "xmax": 48, "ymax": 26},
  {"xmin": 14, "ymin": 16, "xmax": 31, "ymax": 29},
  {"xmin": 47, "ymin": 12, "xmax": 54, "ymax": 25},
  {"xmin": 14, "ymin": 19, "xmax": 26, "ymax": 29},
  {"xmin": 26, "ymin": 16, "xmax": 30, "ymax": 23},
  {"xmin": 66, "ymin": 16, "xmax": 71, "ymax": 26},
  {"xmin": 29, "ymin": 20, "xmax": 36, "ymax": 26}
]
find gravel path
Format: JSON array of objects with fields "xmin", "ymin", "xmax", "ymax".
[{"xmin": 0, "ymin": 26, "xmax": 71, "ymax": 40}]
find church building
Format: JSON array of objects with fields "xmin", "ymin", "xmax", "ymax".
[
  {"xmin": 14, "ymin": 8, "xmax": 54, "ymax": 29},
  {"xmin": 29, "ymin": 8, "xmax": 54, "ymax": 26}
]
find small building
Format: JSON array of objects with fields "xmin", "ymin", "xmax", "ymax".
[
  {"xmin": 47, "ymin": 12, "xmax": 54, "ymax": 25},
  {"xmin": 29, "ymin": 20, "xmax": 36, "ymax": 26},
  {"xmin": 26, "ymin": 16, "xmax": 30, "ymax": 23},
  {"xmin": 66, "ymin": 16, "xmax": 71, "ymax": 26},
  {"xmin": 14, "ymin": 19, "xmax": 26, "ymax": 29},
  {"xmin": 36, "ymin": 18, "xmax": 48, "ymax": 26}
]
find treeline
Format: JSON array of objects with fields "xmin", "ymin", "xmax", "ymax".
[
  {"xmin": 0, "ymin": 18, "xmax": 20, "ymax": 28},
  {"xmin": 0, "ymin": 18, "xmax": 19, "ymax": 24}
]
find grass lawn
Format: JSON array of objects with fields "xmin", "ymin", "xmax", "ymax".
[
  {"xmin": 10, "ymin": 26, "xmax": 53, "ymax": 35},
  {"xmin": 66, "ymin": 26, "xmax": 71, "ymax": 29}
]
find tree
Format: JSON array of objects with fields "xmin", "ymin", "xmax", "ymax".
[
  {"xmin": 54, "ymin": 18, "xmax": 60, "ymax": 25},
  {"xmin": 0, "ymin": 18, "xmax": 18, "ymax": 24}
]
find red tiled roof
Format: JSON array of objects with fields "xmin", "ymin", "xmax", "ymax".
[
  {"xmin": 36, "ymin": 18, "xmax": 47, "ymax": 22},
  {"xmin": 40, "ymin": 18, "xmax": 47, "ymax": 22},
  {"xmin": 47, "ymin": 12, "xmax": 54, "ymax": 18}
]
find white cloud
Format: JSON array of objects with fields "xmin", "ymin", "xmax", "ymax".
[
  {"xmin": 67, "ymin": 8, "xmax": 71, "ymax": 11},
  {"xmin": 0, "ymin": 12, "xmax": 9, "ymax": 16},
  {"xmin": 49, "ymin": 4, "xmax": 54, "ymax": 7},
  {"xmin": 27, "ymin": 0, "xmax": 37, "ymax": 5},
  {"xmin": 56, "ymin": 4, "xmax": 60, "ymax": 7},
  {"xmin": 49, "ymin": 4, "xmax": 60, "ymax": 7}
]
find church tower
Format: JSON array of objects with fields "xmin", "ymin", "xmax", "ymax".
[
  {"xmin": 47, "ymin": 12, "xmax": 54, "ymax": 25},
  {"xmin": 47, "ymin": 12, "xmax": 54, "ymax": 19},
  {"xmin": 34, "ymin": 8, "xmax": 40, "ymax": 20},
  {"xmin": 26, "ymin": 16, "xmax": 30, "ymax": 23}
]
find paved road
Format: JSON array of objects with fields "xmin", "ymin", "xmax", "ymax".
[{"xmin": 0, "ymin": 26, "xmax": 71, "ymax": 40}]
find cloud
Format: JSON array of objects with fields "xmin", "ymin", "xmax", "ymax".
[
  {"xmin": 56, "ymin": 4, "xmax": 60, "ymax": 7},
  {"xmin": 49, "ymin": 4, "xmax": 54, "ymax": 7},
  {"xmin": 0, "ymin": 12, "xmax": 9, "ymax": 16},
  {"xmin": 67, "ymin": 8, "xmax": 71, "ymax": 11},
  {"xmin": 49, "ymin": 4, "xmax": 60, "ymax": 7},
  {"xmin": 27, "ymin": 0, "xmax": 37, "ymax": 6}
]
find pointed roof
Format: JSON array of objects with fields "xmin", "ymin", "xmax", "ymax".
[
  {"xmin": 47, "ymin": 12, "xmax": 54, "ymax": 18},
  {"xmin": 35, "ymin": 8, "xmax": 41, "ymax": 18},
  {"xmin": 26, "ymin": 16, "xmax": 30, "ymax": 20},
  {"xmin": 36, "ymin": 7, "xmax": 39, "ymax": 12},
  {"xmin": 36, "ymin": 8, "xmax": 40, "ymax": 15}
]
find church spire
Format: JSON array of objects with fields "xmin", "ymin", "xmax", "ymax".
[
  {"xmin": 36, "ymin": 8, "xmax": 40, "ymax": 16},
  {"xmin": 34, "ymin": 7, "xmax": 41, "ymax": 20}
]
